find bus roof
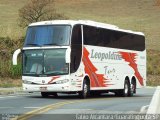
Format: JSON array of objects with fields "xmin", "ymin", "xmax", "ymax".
[{"xmin": 29, "ymin": 20, "xmax": 144, "ymax": 36}]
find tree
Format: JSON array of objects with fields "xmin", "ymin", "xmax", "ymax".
[{"xmin": 18, "ymin": 0, "xmax": 68, "ymax": 28}]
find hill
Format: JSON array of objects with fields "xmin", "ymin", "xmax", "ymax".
[{"xmin": 0, "ymin": 0, "xmax": 160, "ymax": 50}]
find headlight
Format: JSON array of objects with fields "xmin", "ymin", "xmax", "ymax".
[
  {"xmin": 55, "ymin": 79, "xmax": 69, "ymax": 84},
  {"xmin": 23, "ymin": 80, "xmax": 33, "ymax": 84}
]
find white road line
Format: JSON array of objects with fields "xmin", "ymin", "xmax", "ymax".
[
  {"xmin": 24, "ymin": 107, "xmax": 41, "ymax": 109},
  {"xmin": 0, "ymin": 96, "xmax": 16, "ymax": 99},
  {"xmin": 0, "ymin": 107, "xmax": 14, "ymax": 109},
  {"xmin": 145, "ymin": 86, "xmax": 156, "ymax": 89}
]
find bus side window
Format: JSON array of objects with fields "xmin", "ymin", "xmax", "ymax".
[{"xmin": 83, "ymin": 25, "xmax": 99, "ymax": 46}]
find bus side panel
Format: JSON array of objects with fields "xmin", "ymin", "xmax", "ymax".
[
  {"xmin": 135, "ymin": 50, "xmax": 146, "ymax": 88},
  {"xmin": 69, "ymin": 64, "xmax": 85, "ymax": 92},
  {"xmin": 82, "ymin": 46, "xmax": 146, "ymax": 90}
]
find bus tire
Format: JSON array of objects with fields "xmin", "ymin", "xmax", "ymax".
[
  {"xmin": 115, "ymin": 80, "xmax": 130, "ymax": 97},
  {"xmin": 132, "ymin": 79, "xmax": 136, "ymax": 94},
  {"xmin": 123, "ymin": 80, "xmax": 130, "ymax": 97},
  {"xmin": 41, "ymin": 92, "xmax": 49, "ymax": 98},
  {"xmin": 79, "ymin": 79, "xmax": 90, "ymax": 99},
  {"xmin": 52, "ymin": 92, "xmax": 58, "ymax": 97},
  {"xmin": 129, "ymin": 81, "xmax": 136, "ymax": 97}
]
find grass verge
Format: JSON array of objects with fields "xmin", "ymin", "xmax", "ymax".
[
  {"xmin": 147, "ymin": 75, "xmax": 160, "ymax": 86},
  {"xmin": 0, "ymin": 78, "xmax": 22, "ymax": 88}
]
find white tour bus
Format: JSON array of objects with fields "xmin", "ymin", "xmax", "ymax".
[{"xmin": 13, "ymin": 20, "xmax": 146, "ymax": 98}]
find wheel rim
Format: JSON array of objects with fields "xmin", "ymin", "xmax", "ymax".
[
  {"xmin": 131, "ymin": 84, "xmax": 134, "ymax": 91},
  {"xmin": 124, "ymin": 83, "xmax": 128, "ymax": 95},
  {"xmin": 84, "ymin": 83, "xmax": 88, "ymax": 97}
]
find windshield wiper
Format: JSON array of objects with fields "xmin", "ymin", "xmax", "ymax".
[
  {"xmin": 26, "ymin": 43, "xmax": 40, "ymax": 46},
  {"xmin": 43, "ymin": 43, "xmax": 61, "ymax": 46},
  {"xmin": 45, "ymin": 71, "xmax": 65, "ymax": 75}
]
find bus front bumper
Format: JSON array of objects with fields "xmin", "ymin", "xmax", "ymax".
[{"xmin": 22, "ymin": 83, "xmax": 72, "ymax": 92}]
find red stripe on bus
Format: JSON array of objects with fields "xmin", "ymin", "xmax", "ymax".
[
  {"xmin": 48, "ymin": 76, "xmax": 60, "ymax": 84},
  {"xmin": 83, "ymin": 47, "xmax": 110, "ymax": 87},
  {"xmin": 119, "ymin": 52, "xmax": 144, "ymax": 86}
]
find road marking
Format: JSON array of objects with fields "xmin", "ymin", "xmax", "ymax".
[
  {"xmin": 0, "ymin": 107, "xmax": 14, "ymax": 109},
  {"xmin": 145, "ymin": 86, "xmax": 156, "ymax": 89},
  {"xmin": 0, "ymin": 96, "xmax": 16, "ymax": 98},
  {"xmin": 15, "ymin": 100, "xmax": 77, "ymax": 120},
  {"xmin": 12, "ymin": 98, "xmax": 114, "ymax": 120},
  {"xmin": 0, "ymin": 96, "xmax": 16, "ymax": 99},
  {"xmin": 11, "ymin": 96, "xmax": 152, "ymax": 120},
  {"xmin": 24, "ymin": 107, "xmax": 41, "ymax": 109}
]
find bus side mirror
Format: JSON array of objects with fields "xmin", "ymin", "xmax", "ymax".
[
  {"xmin": 65, "ymin": 48, "xmax": 71, "ymax": 63},
  {"xmin": 12, "ymin": 49, "xmax": 21, "ymax": 65}
]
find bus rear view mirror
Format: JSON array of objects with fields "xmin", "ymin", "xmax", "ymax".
[{"xmin": 12, "ymin": 49, "xmax": 21, "ymax": 65}]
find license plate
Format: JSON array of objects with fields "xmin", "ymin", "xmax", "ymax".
[{"xmin": 40, "ymin": 87, "xmax": 47, "ymax": 91}]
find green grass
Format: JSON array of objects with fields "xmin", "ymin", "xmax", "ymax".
[
  {"xmin": 147, "ymin": 50, "xmax": 160, "ymax": 75},
  {"xmin": 0, "ymin": 36, "xmax": 23, "ymax": 79},
  {"xmin": 0, "ymin": 0, "xmax": 27, "ymax": 39},
  {"xmin": 147, "ymin": 49, "xmax": 160, "ymax": 86},
  {"xmin": 0, "ymin": 78, "xmax": 22, "ymax": 88}
]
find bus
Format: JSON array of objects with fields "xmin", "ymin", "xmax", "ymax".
[{"xmin": 13, "ymin": 20, "xmax": 146, "ymax": 98}]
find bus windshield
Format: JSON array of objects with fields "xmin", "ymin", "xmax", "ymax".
[
  {"xmin": 24, "ymin": 25, "xmax": 71, "ymax": 47},
  {"xmin": 23, "ymin": 49, "xmax": 69, "ymax": 76}
]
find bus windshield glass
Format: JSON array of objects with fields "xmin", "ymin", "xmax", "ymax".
[
  {"xmin": 23, "ymin": 49, "xmax": 69, "ymax": 76},
  {"xmin": 24, "ymin": 25, "xmax": 71, "ymax": 47}
]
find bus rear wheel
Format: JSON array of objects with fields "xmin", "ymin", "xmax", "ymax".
[
  {"xmin": 115, "ymin": 80, "xmax": 131, "ymax": 97},
  {"xmin": 132, "ymin": 80, "xmax": 136, "ymax": 94}
]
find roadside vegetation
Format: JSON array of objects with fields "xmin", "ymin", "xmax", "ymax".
[
  {"xmin": 147, "ymin": 50, "xmax": 160, "ymax": 86},
  {"xmin": 0, "ymin": 0, "xmax": 160, "ymax": 87}
]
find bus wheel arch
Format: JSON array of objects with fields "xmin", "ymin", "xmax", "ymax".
[{"xmin": 79, "ymin": 75, "xmax": 90, "ymax": 98}]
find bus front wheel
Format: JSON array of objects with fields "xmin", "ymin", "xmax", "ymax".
[
  {"xmin": 79, "ymin": 79, "xmax": 90, "ymax": 99},
  {"xmin": 41, "ymin": 92, "xmax": 58, "ymax": 98},
  {"xmin": 41, "ymin": 92, "xmax": 49, "ymax": 98}
]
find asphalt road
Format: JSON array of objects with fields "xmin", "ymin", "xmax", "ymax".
[{"xmin": 0, "ymin": 87, "xmax": 157, "ymax": 120}]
